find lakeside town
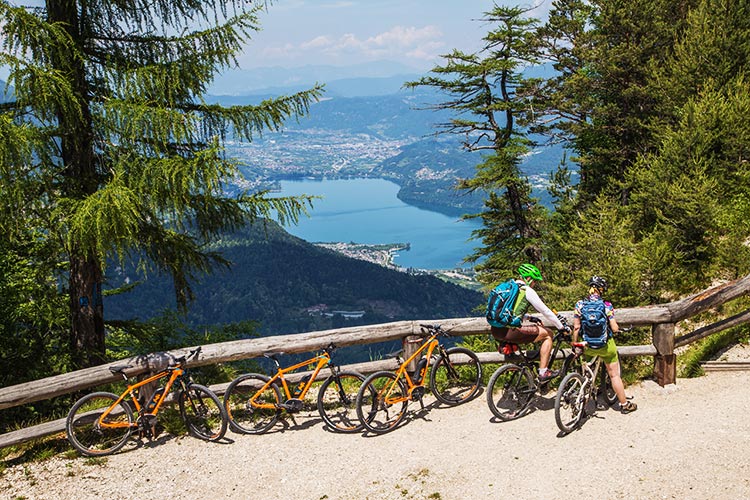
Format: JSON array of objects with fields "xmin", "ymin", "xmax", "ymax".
[{"xmin": 315, "ymin": 241, "xmax": 480, "ymax": 290}]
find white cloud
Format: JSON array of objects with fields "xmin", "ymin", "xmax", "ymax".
[{"xmin": 259, "ymin": 25, "xmax": 445, "ymax": 65}]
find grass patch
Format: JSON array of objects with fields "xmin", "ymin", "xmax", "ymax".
[
  {"xmin": 83, "ymin": 456, "xmax": 108, "ymax": 466},
  {"xmin": 0, "ymin": 435, "xmax": 70, "ymax": 468},
  {"xmin": 678, "ymin": 326, "xmax": 750, "ymax": 378}
]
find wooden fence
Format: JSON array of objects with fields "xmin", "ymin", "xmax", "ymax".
[{"xmin": 1, "ymin": 273, "xmax": 749, "ymax": 449}]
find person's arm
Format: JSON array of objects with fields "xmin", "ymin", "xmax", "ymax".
[
  {"xmin": 572, "ymin": 316, "xmax": 581, "ymax": 343},
  {"xmin": 609, "ymin": 316, "xmax": 620, "ymax": 334},
  {"xmin": 524, "ymin": 286, "xmax": 564, "ymax": 329}
]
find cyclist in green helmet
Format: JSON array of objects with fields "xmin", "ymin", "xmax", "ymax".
[{"xmin": 490, "ymin": 263, "xmax": 570, "ymax": 382}]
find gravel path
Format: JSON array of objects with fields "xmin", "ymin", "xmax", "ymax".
[{"xmin": 3, "ymin": 344, "xmax": 750, "ymax": 500}]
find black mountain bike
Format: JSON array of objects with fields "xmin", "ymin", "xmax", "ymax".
[{"xmin": 486, "ymin": 322, "xmax": 576, "ymax": 421}]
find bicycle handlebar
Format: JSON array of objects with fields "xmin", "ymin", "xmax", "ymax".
[
  {"xmin": 418, "ymin": 324, "xmax": 444, "ymax": 337},
  {"xmin": 170, "ymin": 346, "xmax": 202, "ymax": 367}
]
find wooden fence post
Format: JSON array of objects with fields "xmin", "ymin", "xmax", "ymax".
[
  {"xmin": 652, "ymin": 323, "xmax": 676, "ymax": 386},
  {"xmin": 403, "ymin": 335, "xmax": 423, "ymax": 373}
]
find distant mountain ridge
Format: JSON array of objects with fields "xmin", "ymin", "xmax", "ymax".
[
  {"xmin": 104, "ymin": 219, "xmax": 484, "ymax": 336},
  {"xmin": 209, "ymin": 60, "xmax": 424, "ymax": 96}
]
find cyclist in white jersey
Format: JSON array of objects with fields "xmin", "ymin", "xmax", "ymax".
[{"xmin": 490, "ymin": 264, "xmax": 569, "ymax": 382}]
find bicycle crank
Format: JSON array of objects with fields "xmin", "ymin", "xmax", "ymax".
[
  {"xmin": 278, "ymin": 398, "xmax": 303, "ymax": 412},
  {"xmin": 410, "ymin": 386, "xmax": 426, "ymax": 404}
]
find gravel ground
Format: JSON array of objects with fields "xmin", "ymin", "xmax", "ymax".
[{"xmin": 3, "ymin": 343, "xmax": 750, "ymax": 500}]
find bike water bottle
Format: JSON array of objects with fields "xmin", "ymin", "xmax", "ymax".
[
  {"xmin": 293, "ymin": 375, "xmax": 310, "ymax": 397},
  {"xmin": 145, "ymin": 387, "xmax": 164, "ymax": 414}
]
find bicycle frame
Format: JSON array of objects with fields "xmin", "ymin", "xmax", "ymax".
[
  {"xmin": 571, "ymin": 345, "xmax": 606, "ymax": 400},
  {"xmin": 97, "ymin": 364, "xmax": 186, "ymax": 430},
  {"xmin": 500, "ymin": 330, "xmax": 571, "ymax": 378},
  {"xmin": 380, "ymin": 332, "xmax": 441, "ymax": 405},
  {"xmin": 249, "ymin": 351, "xmax": 331, "ymax": 410}
]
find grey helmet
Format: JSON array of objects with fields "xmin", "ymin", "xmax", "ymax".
[{"xmin": 588, "ymin": 275, "xmax": 608, "ymax": 293}]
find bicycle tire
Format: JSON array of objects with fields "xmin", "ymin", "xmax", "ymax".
[
  {"xmin": 317, "ymin": 371, "xmax": 369, "ymax": 433},
  {"xmin": 559, "ymin": 352, "xmax": 578, "ymax": 380},
  {"xmin": 66, "ymin": 392, "xmax": 134, "ymax": 457},
  {"xmin": 179, "ymin": 384, "xmax": 227, "ymax": 441},
  {"xmin": 224, "ymin": 373, "xmax": 282, "ymax": 434},
  {"xmin": 355, "ymin": 371, "xmax": 408, "ymax": 434},
  {"xmin": 554, "ymin": 372, "xmax": 586, "ymax": 434},
  {"xmin": 429, "ymin": 347, "xmax": 482, "ymax": 406},
  {"xmin": 486, "ymin": 364, "xmax": 536, "ymax": 421},
  {"xmin": 600, "ymin": 367, "xmax": 618, "ymax": 406}
]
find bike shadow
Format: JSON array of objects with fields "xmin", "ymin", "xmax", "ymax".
[
  {"xmin": 359, "ymin": 398, "xmax": 443, "ymax": 438},
  {"xmin": 555, "ymin": 401, "xmax": 612, "ymax": 438}
]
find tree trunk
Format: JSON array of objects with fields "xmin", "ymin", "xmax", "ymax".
[
  {"xmin": 48, "ymin": 1, "xmax": 103, "ymax": 368},
  {"xmin": 69, "ymin": 251, "xmax": 106, "ymax": 368}
]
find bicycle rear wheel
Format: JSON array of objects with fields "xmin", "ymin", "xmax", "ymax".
[
  {"xmin": 486, "ymin": 364, "xmax": 536, "ymax": 421},
  {"xmin": 554, "ymin": 372, "xmax": 586, "ymax": 434},
  {"xmin": 66, "ymin": 392, "xmax": 134, "ymax": 457},
  {"xmin": 317, "ymin": 371, "xmax": 369, "ymax": 433},
  {"xmin": 356, "ymin": 371, "xmax": 408, "ymax": 434},
  {"xmin": 429, "ymin": 347, "xmax": 482, "ymax": 406},
  {"xmin": 179, "ymin": 384, "xmax": 227, "ymax": 441},
  {"xmin": 224, "ymin": 373, "xmax": 281, "ymax": 434},
  {"xmin": 600, "ymin": 367, "xmax": 618, "ymax": 406}
]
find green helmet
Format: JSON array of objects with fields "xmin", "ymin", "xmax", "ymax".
[{"xmin": 518, "ymin": 263, "xmax": 543, "ymax": 281}]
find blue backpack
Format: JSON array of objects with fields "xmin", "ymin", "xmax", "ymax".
[
  {"xmin": 486, "ymin": 279, "xmax": 522, "ymax": 328},
  {"xmin": 579, "ymin": 298, "xmax": 610, "ymax": 348}
]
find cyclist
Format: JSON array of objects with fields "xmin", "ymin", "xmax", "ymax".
[
  {"xmin": 490, "ymin": 263, "xmax": 569, "ymax": 382},
  {"xmin": 572, "ymin": 275, "xmax": 637, "ymax": 414}
]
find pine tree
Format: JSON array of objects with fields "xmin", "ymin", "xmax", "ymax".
[
  {"xmin": 405, "ymin": 6, "xmax": 547, "ymax": 283},
  {"xmin": 0, "ymin": 1, "xmax": 322, "ymax": 367}
]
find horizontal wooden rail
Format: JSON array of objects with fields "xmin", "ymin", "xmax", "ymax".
[{"xmin": 674, "ymin": 309, "xmax": 750, "ymax": 348}]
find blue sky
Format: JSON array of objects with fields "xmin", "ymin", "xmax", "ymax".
[
  {"xmin": 1, "ymin": 1, "xmax": 551, "ymax": 86},
  {"xmin": 237, "ymin": 1, "xmax": 551, "ymax": 71}
]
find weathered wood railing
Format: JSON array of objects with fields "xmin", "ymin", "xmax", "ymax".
[{"xmin": 1, "ymin": 273, "xmax": 749, "ymax": 449}]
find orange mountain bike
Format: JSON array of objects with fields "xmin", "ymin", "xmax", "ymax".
[
  {"xmin": 223, "ymin": 343, "xmax": 369, "ymax": 434},
  {"xmin": 65, "ymin": 347, "xmax": 227, "ymax": 456},
  {"xmin": 355, "ymin": 324, "xmax": 482, "ymax": 434}
]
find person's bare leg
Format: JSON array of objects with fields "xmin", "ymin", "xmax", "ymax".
[
  {"xmin": 537, "ymin": 328, "xmax": 553, "ymax": 371},
  {"xmin": 606, "ymin": 361, "xmax": 627, "ymax": 404}
]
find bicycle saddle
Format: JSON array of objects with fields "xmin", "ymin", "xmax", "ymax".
[{"xmin": 109, "ymin": 365, "xmax": 132, "ymax": 375}]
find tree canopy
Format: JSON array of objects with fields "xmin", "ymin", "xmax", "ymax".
[
  {"xmin": 0, "ymin": 0, "xmax": 322, "ymax": 367},
  {"xmin": 412, "ymin": 0, "xmax": 750, "ymax": 306}
]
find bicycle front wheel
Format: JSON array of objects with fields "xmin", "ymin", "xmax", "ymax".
[
  {"xmin": 356, "ymin": 371, "xmax": 408, "ymax": 434},
  {"xmin": 429, "ymin": 347, "xmax": 482, "ymax": 406},
  {"xmin": 554, "ymin": 372, "xmax": 586, "ymax": 434},
  {"xmin": 179, "ymin": 384, "xmax": 227, "ymax": 442},
  {"xmin": 559, "ymin": 352, "xmax": 578, "ymax": 380},
  {"xmin": 486, "ymin": 364, "xmax": 536, "ymax": 421},
  {"xmin": 224, "ymin": 373, "xmax": 281, "ymax": 434},
  {"xmin": 66, "ymin": 392, "xmax": 134, "ymax": 457},
  {"xmin": 317, "ymin": 371, "xmax": 368, "ymax": 433}
]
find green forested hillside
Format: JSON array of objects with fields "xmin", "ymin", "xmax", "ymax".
[{"xmin": 104, "ymin": 219, "xmax": 484, "ymax": 335}]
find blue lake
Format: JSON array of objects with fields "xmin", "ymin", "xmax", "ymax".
[{"xmin": 274, "ymin": 178, "xmax": 482, "ymax": 270}]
